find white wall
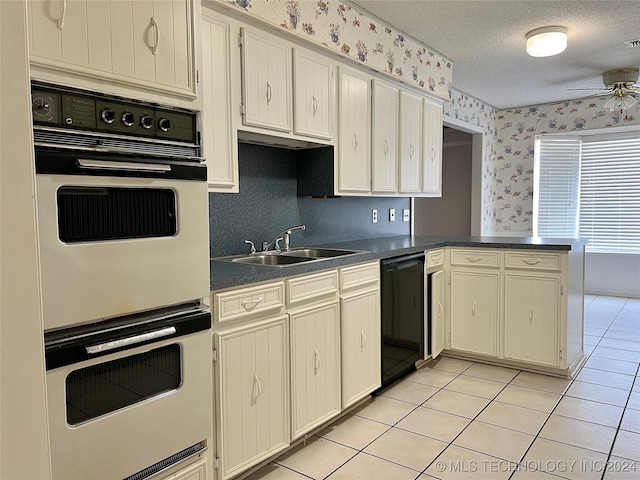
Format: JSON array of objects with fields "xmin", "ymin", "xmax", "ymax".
[
  {"xmin": 585, "ymin": 253, "xmax": 640, "ymax": 298},
  {"xmin": 0, "ymin": 0, "xmax": 52, "ymax": 477}
]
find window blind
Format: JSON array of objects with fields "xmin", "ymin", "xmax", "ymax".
[
  {"xmin": 533, "ymin": 136, "xmax": 581, "ymax": 237},
  {"xmin": 579, "ymin": 134, "xmax": 640, "ymax": 254}
]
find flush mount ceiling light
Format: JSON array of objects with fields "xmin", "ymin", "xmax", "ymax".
[{"xmin": 526, "ymin": 26, "xmax": 568, "ymax": 57}]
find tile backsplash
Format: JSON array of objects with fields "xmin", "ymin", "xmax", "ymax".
[{"xmin": 208, "ymin": 143, "xmax": 410, "ymax": 257}]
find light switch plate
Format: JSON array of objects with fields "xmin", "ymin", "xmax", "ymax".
[
  {"xmin": 402, "ymin": 209, "xmax": 410, "ymax": 222},
  {"xmin": 372, "ymin": 209, "xmax": 378, "ymax": 223},
  {"xmin": 389, "ymin": 208, "xmax": 395, "ymax": 222}
]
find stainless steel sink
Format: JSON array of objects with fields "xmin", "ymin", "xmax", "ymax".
[
  {"xmin": 282, "ymin": 248, "xmax": 367, "ymax": 258},
  {"xmin": 231, "ymin": 255, "xmax": 312, "ymax": 266},
  {"xmin": 212, "ymin": 247, "xmax": 368, "ymax": 267}
]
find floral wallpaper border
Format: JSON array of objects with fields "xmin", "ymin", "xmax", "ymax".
[{"xmin": 215, "ymin": 0, "xmax": 453, "ymax": 100}]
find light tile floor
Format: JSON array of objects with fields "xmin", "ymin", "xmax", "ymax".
[{"xmin": 246, "ymin": 295, "xmax": 640, "ymax": 480}]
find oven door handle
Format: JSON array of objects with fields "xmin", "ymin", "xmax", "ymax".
[
  {"xmin": 85, "ymin": 326, "xmax": 177, "ymax": 354},
  {"xmin": 77, "ymin": 158, "xmax": 172, "ymax": 173}
]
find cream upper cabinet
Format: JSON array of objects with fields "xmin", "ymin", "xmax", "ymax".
[
  {"xmin": 398, "ymin": 91, "xmax": 423, "ymax": 193},
  {"xmin": 293, "ymin": 48, "xmax": 333, "ymax": 140},
  {"xmin": 290, "ymin": 301, "xmax": 341, "ymax": 439},
  {"xmin": 201, "ymin": 10, "xmax": 238, "ymax": 192},
  {"xmin": 337, "ymin": 67, "xmax": 371, "ymax": 194},
  {"xmin": 371, "ymin": 80, "xmax": 399, "ymax": 194},
  {"xmin": 214, "ymin": 315, "xmax": 290, "ymax": 480},
  {"xmin": 430, "ymin": 269, "xmax": 445, "ymax": 360},
  {"xmin": 27, "ymin": 0, "xmax": 197, "ymax": 99},
  {"xmin": 240, "ymin": 27, "xmax": 292, "ymax": 133},
  {"xmin": 422, "ymin": 97, "xmax": 443, "ymax": 195}
]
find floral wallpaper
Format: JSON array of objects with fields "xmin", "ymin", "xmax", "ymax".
[
  {"xmin": 217, "ymin": 0, "xmax": 453, "ymax": 100},
  {"xmin": 494, "ymin": 98, "xmax": 640, "ymax": 233}
]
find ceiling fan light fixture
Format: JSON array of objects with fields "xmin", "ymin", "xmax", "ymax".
[
  {"xmin": 604, "ymin": 91, "xmax": 638, "ymax": 113},
  {"xmin": 526, "ymin": 26, "xmax": 568, "ymax": 57}
]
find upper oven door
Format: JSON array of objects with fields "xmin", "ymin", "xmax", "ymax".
[{"xmin": 35, "ymin": 150, "xmax": 210, "ymax": 331}]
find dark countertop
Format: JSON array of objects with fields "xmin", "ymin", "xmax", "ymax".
[{"xmin": 210, "ymin": 235, "xmax": 588, "ymax": 291}]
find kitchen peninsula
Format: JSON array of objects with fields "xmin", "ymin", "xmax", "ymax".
[{"xmin": 209, "ymin": 235, "xmax": 586, "ymax": 479}]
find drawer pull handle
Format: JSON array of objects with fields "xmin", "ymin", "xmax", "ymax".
[
  {"xmin": 252, "ymin": 373, "xmax": 262, "ymax": 404},
  {"xmin": 383, "ymin": 139, "xmax": 389, "ymax": 155},
  {"xmin": 472, "ymin": 301, "xmax": 476, "ymax": 317},
  {"xmin": 353, "ymin": 132, "xmax": 359, "ymax": 150},
  {"xmin": 467, "ymin": 257, "xmax": 482, "ymax": 263},
  {"xmin": 360, "ymin": 330, "xmax": 367, "ymax": 349},
  {"xmin": 409, "ymin": 144, "xmax": 415, "ymax": 158},
  {"xmin": 86, "ymin": 326, "xmax": 176, "ymax": 354},
  {"xmin": 438, "ymin": 302, "xmax": 443, "ymax": 317},
  {"xmin": 524, "ymin": 259, "xmax": 541, "ymax": 265},
  {"xmin": 314, "ymin": 348, "xmax": 321, "ymax": 373},
  {"xmin": 431, "ymin": 148, "xmax": 436, "ymax": 161},
  {"xmin": 241, "ymin": 297, "xmax": 263, "ymax": 309},
  {"xmin": 312, "ymin": 96, "xmax": 318, "ymax": 116},
  {"xmin": 529, "ymin": 307, "xmax": 534, "ymax": 325}
]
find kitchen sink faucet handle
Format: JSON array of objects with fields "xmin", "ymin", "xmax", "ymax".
[{"xmin": 244, "ymin": 240, "xmax": 256, "ymax": 254}]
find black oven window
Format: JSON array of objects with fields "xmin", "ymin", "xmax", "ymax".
[
  {"xmin": 65, "ymin": 344, "xmax": 181, "ymax": 425},
  {"xmin": 57, "ymin": 186, "xmax": 177, "ymax": 243}
]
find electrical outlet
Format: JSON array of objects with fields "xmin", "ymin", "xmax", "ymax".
[
  {"xmin": 389, "ymin": 208, "xmax": 395, "ymax": 222},
  {"xmin": 372, "ymin": 209, "xmax": 378, "ymax": 223},
  {"xmin": 402, "ymin": 209, "xmax": 410, "ymax": 222}
]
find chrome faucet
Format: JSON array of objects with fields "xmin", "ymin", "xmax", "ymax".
[{"xmin": 262, "ymin": 225, "xmax": 306, "ymax": 252}]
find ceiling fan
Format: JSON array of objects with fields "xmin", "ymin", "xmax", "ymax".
[{"xmin": 569, "ymin": 67, "xmax": 639, "ymax": 112}]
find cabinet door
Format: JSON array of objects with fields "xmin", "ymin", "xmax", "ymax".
[
  {"xmin": 160, "ymin": 457, "xmax": 207, "ymax": 480},
  {"xmin": 290, "ymin": 302, "xmax": 341, "ymax": 439},
  {"xmin": 337, "ymin": 67, "xmax": 371, "ymax": 193},
  {"xmin": 214, "ymin": 315, "xmax": 289, "ymax": 480},
  {"xmin": 504, "ymin": 273, "xmax": 561, "ymax": 366},
  {"xmin": 28, "ymin": 1, "xmax": 196, "ymax": 98},
  {"xmin": 293, "ymin": 49, "xmax": 333, "ymax": 140},
  {"xmin": 28, "ymin": 0, "xmax": 113, "ymax": 72},
  {"xmin": 450, "ymin": 269, "xmax": 499, "ymax": 356},
  {"xmin": 341, "ymin": 288, "xmax": 381, "ymax": 408},
  {"xmin": 201, "ymin": 12, "xmax": 238, "ymax": 192},
  {"xmin": 241, "ymin": 28, "xmax": 292, "ymax": 132},
  {"xmin": 399, "ymin": 91, "xmax": 423, "ymax": 193},
  {"xmin": 422, "ymin": 97, "xmax": 443, "ymax": 195},
  {"xmin": 371, "ymin": 80, "xmax": 399, "ymax": 193},
  {"xmin": 430, "ymin": 269, "xmax": 445, "ymax": 359}
]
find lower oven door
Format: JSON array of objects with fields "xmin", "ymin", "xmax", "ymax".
[
  {"xmin": 35, "ymin": 149, "xmax": 210, "ymax": 331},
  {"xmin": 45, "ymin": 306, "xmax": 211, "ymax": 480}
]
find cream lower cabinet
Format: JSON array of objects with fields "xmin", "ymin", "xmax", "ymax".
[
  {"xmin": 449, "ymin": 268, "xmax": 499, "ymax": 357},
  {"xmin": 213, "ymin": 315, "xmax": 289, "ymax": 480},
  {"xmin": 159, "ymin": 457, "xmax": 207, "ymax": 480},
  {"xmin": 430, "ymin": 269, "xmax": 445, "ymax": 359},
  {"xmin": 504, "ymin": 273, "xmax": 561, "ymax": 366},
  {"xmin": 289, "ymin": 301, "xmax": 341, "ymax": 439},
  {"xmin": 340, "ymin": 262, "xmax": 381, "ymax": 408}
]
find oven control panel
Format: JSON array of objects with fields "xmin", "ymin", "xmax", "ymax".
[{"xmin": 31, "ymin": 82, "xmax": 196, "ymax": 144}]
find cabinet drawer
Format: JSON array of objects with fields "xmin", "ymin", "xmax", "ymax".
[
  {"xmin": 505, "ymin": 252, "xmax": 562, "ymax": 272},
  {"xmin": 450, "ymin": 249, "xmax": 500, "ymax": 267},
  {"xmin": 426, "ymin": 249, "xmax": 445, "ymax": 268},
  {"xmin": 287, "ymin": 270, "xmax": 339, "ymax": 307},
  {"xmin": 340, "ymin": 262, "xmax": 379, "ymax": 291},
  {"xmin": 213, "ymin": 282, "xmax": 285, "ymax": 322}
]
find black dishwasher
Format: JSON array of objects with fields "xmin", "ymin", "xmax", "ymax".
[{"xmin": 380, "ymin": 253, "xmax": 427, "ymax": 388}]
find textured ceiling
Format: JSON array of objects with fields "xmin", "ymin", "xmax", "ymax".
[{"xmin": 350, "ymin": 0, "xmax": 640, "ymax": 109}]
